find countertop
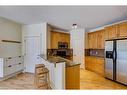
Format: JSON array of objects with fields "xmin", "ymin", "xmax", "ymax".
[
  {"xmin": 85, "ymin": 55, "xmax": 104, "ymax": 59},
  {"xmin": 40, "ymin": 54, "xmax": 80, "ymax": 67}
]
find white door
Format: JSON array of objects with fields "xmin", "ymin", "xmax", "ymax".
[{"xmin": 24, "ymin": 37, "xmax": 41, "ymax": 73}]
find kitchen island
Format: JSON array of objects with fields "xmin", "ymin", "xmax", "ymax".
[{"xmin": 40, "ymin": 54, "xmax": 80, "ymax": 89}]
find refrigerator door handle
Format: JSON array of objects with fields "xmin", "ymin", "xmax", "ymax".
[{"xmin": 113, "ymin": 50, "xmax": 116, "ymax": 60}]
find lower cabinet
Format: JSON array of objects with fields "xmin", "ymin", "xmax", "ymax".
[
  {"xmin": 65, "ymin": 65, "xmax": 80, "ymax": 89},
  {"xmin": 85, "ymin": 56, "xmax": 104, "ymax": 76},
  {"xmin": 0, "ymin": 56, "xmax": 24, "ymax": 79}
]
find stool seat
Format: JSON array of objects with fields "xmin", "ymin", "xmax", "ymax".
[
  {"xmin": 35, "ymin": 64, "xmax": 45, "ymax": 68},
  {"xmin": 36, "ymin": 67, "xmax": 49, "ymax": 74}
]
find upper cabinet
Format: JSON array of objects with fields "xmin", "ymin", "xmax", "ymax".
[
  {"xmin": 104, "ymin": 25, "xmax": 118, "ymax": 40},
  {"xmin": 104, "ymin": 22, "xmax": 127, "ymax": 39},
  {"xmin": 88, "ymin": 32, "xmax": 94, "ymax": 49},
  {"xmin": 87, "ymin": 21, "xmax": 127, "ymax": 49},
  {"xmin": 88, "ymin": 30, "xmax": 105, "ymax": 49},
  {"xmin": 118, "ymin": 22, "xmax": 127, "ymax": 38},
  {"xmin": 50, "ymin": 31, "xmax": 70, "ymax": 49},
  {"xmin": 97, "ymin": 30, "xmax": 105, "ymax": 49}
]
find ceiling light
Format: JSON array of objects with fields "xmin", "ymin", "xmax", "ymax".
[{"xmin": 72, "ymin": 24, "xmax": 77, "ymax": 29}]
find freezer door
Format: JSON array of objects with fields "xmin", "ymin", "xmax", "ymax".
[
  {"xmin": 105, "ymin": 41, "xmax": 114, "ymax": 80},
  {"xmin": 116, "ymin": 40, "xmax": 127, "ymax": 85}
]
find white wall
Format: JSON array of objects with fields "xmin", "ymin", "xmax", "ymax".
[
  {"xmin": 0, "ymin": 17, "xmax": 22, "ymax": 58},
  {"xmin": 70, "ymin": 28, "xmax": 85, "ymax": 69},
  {"xmin": 22, "ymin": 23, "xmax": 47, "ymax": 55}
]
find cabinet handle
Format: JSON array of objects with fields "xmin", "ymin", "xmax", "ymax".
[
  {"xmin": 8, "ymin": 65, "xmax": 12, "ymax": 67},
  {"xmin": 8, "ymin": 57, "xmax": 12, "ymax": 59}
]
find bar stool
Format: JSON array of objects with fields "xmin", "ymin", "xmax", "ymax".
[{"xmin": 34, "ymin": 64, "xmax": 51, "ymax": 89}]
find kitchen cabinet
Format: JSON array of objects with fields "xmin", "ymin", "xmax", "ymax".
[
  {"xmin": 88, "ymin": 32, "xmax": 95, "ymax": 49},
  {"xmin": 104, "ymin": 25, "xmax": 118, "ymax": 40},
  {"xmin": 104, "ymin": 22, "xmax": 127, "ymax": 39},
  {"xmin": 88, "ymin": 33, "xmax": 92, "ymax": 49},
  {"xmin": 85, "ymin": 56, "xmax": 104, "ymax": 76},
  {"xmin": 50, "ymin": 31, "xmax": 70, "ymax": 49},
  {"xmin": 118, "ymin": 22, "xmax": 127, "ymax": 37},
  {"xmin": 87, "ymin": 21, "xmax": 127, "ymax": 49},
  {"xmin": 0, "ymin": 56, "xmax": 24, "ymax": 80},
  {"xmin": 66, "ymin": 65, "xmax": 80, "ymax": 89},
  {"xmin": 97, "ymin": 30, "xmax": 105, "ymax": 49},
  {"xmin": 88, "ymin": 30, "xmax": 105, "ymax": 49}
]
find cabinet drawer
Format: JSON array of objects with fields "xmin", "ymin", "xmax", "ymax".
[
  {"xmin": 4, "ymin": 58, "xmax": 15, "ymax": 67},
  {"xmin": 16, "ymin": 56, "xmax": 23, "ymax": 63},
  {"xmin": 4, "ymin": 65, "xmax": 17, "ymax": 76},
  {"xmin": 16, "ymin": 63, "xmax": 24, "ymax": 71}
]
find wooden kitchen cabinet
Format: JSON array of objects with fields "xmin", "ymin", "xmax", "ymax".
[
  {"xmin": 88, "ymin": 33, "xmax": 93, "ymax": 49},
  {"xmin": 118, "ymin": 22, "xmax": 127, "ymax": 38},
  {"xmin": 85, "ymin": 56, "xmax": 91, "ymax": 70},
  {"xmin": 51, "ymin": 32, "xmax": 60, "ymax": 49},
  {"xmin": 104, "ymin": 25, "xmax": 118, "ymax": 40},
  {"xmin": 85, "ymin": 56, "xmax": 104, "ymax": 76},
  {"xmin": 88, "ymin": 30, "xmax": 105, "ymax": 49},
  {"xmin": 66, "ymin": 65, "xmax": 80, "ymax": 89},
  {"xmin": 94, "ymin": 57, "xmax": 104, "ymax": 76},
  {"xmin": 100, "ymin": 30, "xmax": 105, "ymax": 49},
  {"xmin": 50, "ymin": 31, "xmax": 70, "ymax": 49},
  {"xmin": 96, "ymin": 30, "xmax": 105, "ymax": 49},
  {"xmin": 88, "ymin": 32, "xmax": 97, "ymax": 49}
]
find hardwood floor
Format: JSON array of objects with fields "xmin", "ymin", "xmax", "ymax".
[
  {"xmin": 80, "ymin": 69, "xmax": 127, "ymax": 89},
  {"xmin": 0, "ymin": 70, "xmax": 127, "ymax": 89}
]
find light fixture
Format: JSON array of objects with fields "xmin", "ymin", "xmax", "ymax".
[{"xmin": 72, "ymin": 24, "xmax": 77, "ymax": 29}]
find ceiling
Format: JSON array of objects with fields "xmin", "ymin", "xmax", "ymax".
[{"xmin": 0, "ymin": 6, "xmax": 127, "ymax": 31}]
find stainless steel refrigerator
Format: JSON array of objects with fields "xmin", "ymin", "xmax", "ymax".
[{"xmin": 105, "ymin": 39, "xmax": 127, "ymax": 85}]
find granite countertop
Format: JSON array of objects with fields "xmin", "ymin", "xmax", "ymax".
[
  {"xmin": 40, "ymin": 54, "xmax": 80, "ymax": 67},
  {"xmin": 85, "ymin": 55, "xmax": 105, "ymax": 59}
]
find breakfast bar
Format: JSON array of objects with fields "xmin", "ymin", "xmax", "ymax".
[{"xmin": 40, "ymin": 54, "xmax": 80, "ymax": 89}]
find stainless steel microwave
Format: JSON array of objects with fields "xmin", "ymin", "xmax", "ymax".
[{"xmin": 58, "ymin": 42, "xmax": 68, "ymax": 49}]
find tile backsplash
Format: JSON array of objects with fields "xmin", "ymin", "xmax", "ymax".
[{"xmin": 85, "ymin": 49, "xmax": 104, "ymax": 58}]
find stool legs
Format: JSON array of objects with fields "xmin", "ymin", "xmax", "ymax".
[{"xmin": 34, "ymin": 64, "xmax": 51, "ymax": 89}]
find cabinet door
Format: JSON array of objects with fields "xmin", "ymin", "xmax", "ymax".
[
  {"xmin": 88, "ymin": 33, "xmax": 92, "ymax": 49},
  {"xmin": 105, "ymin": 25, "xmax": 118, "ymax": 40},
  {"xmin": 118, "ymin": 22, "xmax": 127, "ymax": 37},
  {"xmin": 88, "ymin": 33, "xmax": 95, "ymax": 49},
  {"xmin": 85, "ymin": 57, "xmax": 95, "ymax": 71},
  {"xmin": 51, "ymin": 32, "xmax": 60, "ymax": 49},
  {"xmin": 93, "ymin": 32, "xmax": 98, "ymax": 49},
  {"xmin": 85, "ymin": 57, "xmax": 90, "ymax": 70},
  {"xmin": 94, "ymin": 58, "xmax": 104, "ymax": 76},
  {"xmin": 97, "ymin": 30, "xmax": 105, "ymax": 49}
]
